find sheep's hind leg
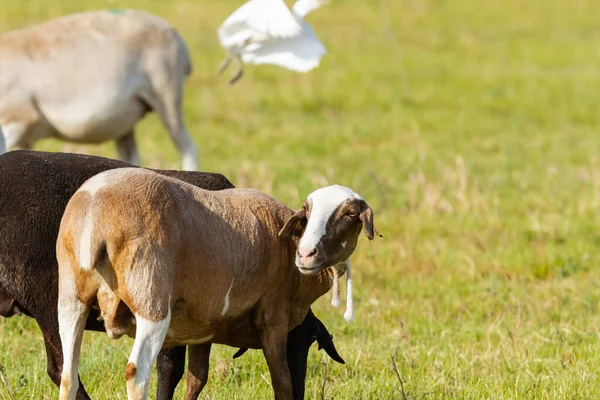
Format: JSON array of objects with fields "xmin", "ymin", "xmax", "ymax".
[
  {"xmin": 156, "ymin": 346, "xmax": 187, "ymax": 400},
  {"xmin": 141, "ymin": 82, "xmax": 198, "ymax": 171},
  {"xmin": 126, "ymin": 312, "xmax": 171, "ymax": 400},
  {"xmin": 58, "ymin": 297, "xmax": 90, "ymax": 400},
  {"xmin": 38, "ymin": 317, "xmax": 93, "ymax": 400},
  {"xmin": 185, "ymin": 343, "xmax": 212, "ymax": 400}
]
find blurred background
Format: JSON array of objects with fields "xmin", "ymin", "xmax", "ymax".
[{"xmin": 2, "ymin": 0, "xmax": 600, "ymax": 398}]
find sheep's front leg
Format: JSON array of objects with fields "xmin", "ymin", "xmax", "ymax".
[
  {"xmin": 156, "ymin": 346, "xmax": 187, "ymax": 400},
  {"xmin": 259, "ymin": 319, "xmax": 293, "ymax": 400},
  {"xmin": 0, "ymin": 126, "xmax": 5, "ymax": 154},
  {"xmin": 126, "ymin": 312, "xmax": 171, "ymax": 400},
  {"xmin": 185, "ymin": 343, "xmax": 212, "ymax": 400}
]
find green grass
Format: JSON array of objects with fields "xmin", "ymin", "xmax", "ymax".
[{"xmin": 2, "ymin": 0, "xmax": 600, "ymax": 398}]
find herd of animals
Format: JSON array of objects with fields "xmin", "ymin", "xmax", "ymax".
[{"xmin": 0, "ymin": 1, "xmax": 379, "ymax": 400}]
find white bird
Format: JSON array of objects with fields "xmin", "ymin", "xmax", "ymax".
[{"xmin": 217, "ymin": 0, "xmax": 329, "ymax": 85}]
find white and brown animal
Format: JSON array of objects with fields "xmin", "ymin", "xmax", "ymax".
[
  {"xmin": 56, "ymin": 168, "xmax": 378, "ymax": 400},
  {"xmin": 0, "ymin": 9, "xmax": 198, "ymax": 170}
]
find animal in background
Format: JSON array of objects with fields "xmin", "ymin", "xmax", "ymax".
[
  {"xmin": 217, "ymin": 0, "xmax": 329, "ymax": 84},
  {"xmin": 0, "ymin": 9, "xmax": 199, "ymax": 170}
]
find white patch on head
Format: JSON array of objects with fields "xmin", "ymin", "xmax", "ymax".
[
  {"xmin": 220, "ymin": 279, "xmax": 235, "ymax": 317},
  {"xmin": 298, "ymin": 185, "xmax": 363, "ymax": 252}
]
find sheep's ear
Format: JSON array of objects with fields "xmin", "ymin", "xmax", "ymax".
[
  {"xmin": 359, "ymin": 206, "xmax": 381, "ymax": 240},
  {"xmin": 314, "ymin": 317, "xmax": 345, "ymax": 364},
  {"xmin": 278, "ymin": 208, "xmax": 307, "ymax": 239},
  {"xmin": 232, "ymin": 348, "xmax": 248, "ymax": 359}
]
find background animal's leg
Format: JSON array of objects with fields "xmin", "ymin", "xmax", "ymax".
[
  {"xmin": 185, "ymin": 343, "xmax": 212, "ymax": 400},
  {"xmin": 156, "ymin": 346, "xmax": 187, "ymax": 400},
  {"xmin": 58, "ymin": 295, "xmax": 90, "ymax": 400},
  {"xmin": 126, "ymin": 313, "xmax": 171, "ymax": 400},
  {"xmin": 142, "ymin": 83, "xmax": 198, "ymax": 171},
  {"xmin": 2, "ymin": 122, "xmax": 31, "ymax": 152},
  {"xmin": 115, "ymin": 131, "xmax": 141, "ymax": 166},
  {"xmin": 259, "ymin": 322, "xmax": 293, "ymax": 400},
  {"xmin": 0, "ymin": 126, "xmax": 5, "ymax": 154},
  {"xmin": 229, "ymin": 54, "xmax": 244, "ymax": 85},
  {"xmin": 218, "ymin": 52, "xmax": 233, "ymax": 75}
]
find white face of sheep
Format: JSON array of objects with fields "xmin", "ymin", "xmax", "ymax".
[{"xmin": 278, "ymin": 185, "xmax": 379, "ymax": 275}]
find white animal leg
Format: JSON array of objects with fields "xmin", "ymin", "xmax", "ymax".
[
  {"xmin": 2, "ymin": 122, "xmax": 29, "ymax": 151},
  {"xmin": 144, "ymin": 86, "xmax": 198, "ymax": 171},
  {"xmin": 0, "ymin": 126, "xmax": 5, "ymax": 154},
  {"xmin": 116, "ymin": 131, "xmax": 141, "ymax": 166},
  {"xmin": 58, "ymin": 296, "xmax": 90, "ymax": 400},
  {"xmin": 126, "ymin": 312, "xmax": 171, "ymax": 400}
]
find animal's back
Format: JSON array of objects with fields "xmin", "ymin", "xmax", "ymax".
[
  {"xmin": 0, "ymin": 10, "xmax": 180, "ymax": 61},
  {"xmin": 68, "ymin": 168, "xmax": 290, "ymax": 275}
]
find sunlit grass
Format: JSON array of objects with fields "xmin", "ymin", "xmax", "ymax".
[{"xmin": 2, "ymin": 0, "xmax": 600, "ymax": 398}]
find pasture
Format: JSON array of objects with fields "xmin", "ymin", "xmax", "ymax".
[{"xmin": 1, "ymin": 0, "xmax": 600, "ymax": 398}]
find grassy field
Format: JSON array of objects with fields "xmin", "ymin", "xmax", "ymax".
[{"xmin": 2, "ymin": 0, "xmax": 600, "ymax": 398}]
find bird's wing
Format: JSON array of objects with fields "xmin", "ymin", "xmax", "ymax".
[
  {"xmin": 245, "ymin": 0, "xmax": 303, "ymax": 38},
  {"xmin": 240, "ymin": 21, "xmax": 326, "ymax": 73},
  {"xmin": 218, "ymin": 0, "xmax": 303, "ymax": 49},
  {"xmin": 292, "ymin": 0, "xmax": 328, "ymax": 19},
  {"xmin": 218, "ymin": 0, "xmax": 260, "ymax": 48}
]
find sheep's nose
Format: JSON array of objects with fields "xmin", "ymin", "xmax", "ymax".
[{"xmin": 298, "ymin": 247, "xmax": 317, "ymax": 264}]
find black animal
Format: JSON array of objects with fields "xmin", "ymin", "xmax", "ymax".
[{"xmin": 0, "ymin": 150, "xmax": 344, "ymax": 399}]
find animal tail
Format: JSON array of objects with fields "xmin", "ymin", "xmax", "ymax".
[{"xmin": 77, "ymin": 214, "xmax": 106, "ymax": 271}]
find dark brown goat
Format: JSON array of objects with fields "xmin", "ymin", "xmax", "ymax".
[{"xmin": 0, "ymin": 150, "xmax": 343, "ymax": 399}]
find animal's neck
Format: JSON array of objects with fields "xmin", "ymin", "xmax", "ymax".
[{"xmin": 291, "ymin": 264, "xmax": 346, "ymax": 326}]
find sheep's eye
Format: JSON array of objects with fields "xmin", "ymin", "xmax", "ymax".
[{"xmin": 346, "ymin": 213, "xmax": 357, "ymax": 219}]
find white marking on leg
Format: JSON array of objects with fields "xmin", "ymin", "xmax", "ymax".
[
  {"xmin": 58, "ymin": 297, "xmax": 89, "ymax": 400},
  {"xmin": 298, "ymin": 185, "xmax": 363, "ymax": 252},
  {"xmin": 220, "ymin": 279, "xmax": 234, "ymax": 317},
  {"xmin": 127, "ymin": 309, "xmax": 171, "ymax": 399},
  {"xmin": 2, "ymin": 122, "xmax": 26, "ymax": 150},
  {"xmin": 181, "ymin": 144, "xmax": 198, "ymax": 171},
  {"xmin": 344, "ymin": 260, "xmax": 354, "ymax": 322},
  {"xmin": 331, "ymin": 268, "xmax": 340, "ymax": 307},
  {"xmin": 0, "ymin": 127, "xmax": 5, "ymax": 154}
]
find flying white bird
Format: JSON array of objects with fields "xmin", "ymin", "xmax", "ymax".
[{"xmin": 217, "ymin": 0, "xmax": 329, "ymax": 84}]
